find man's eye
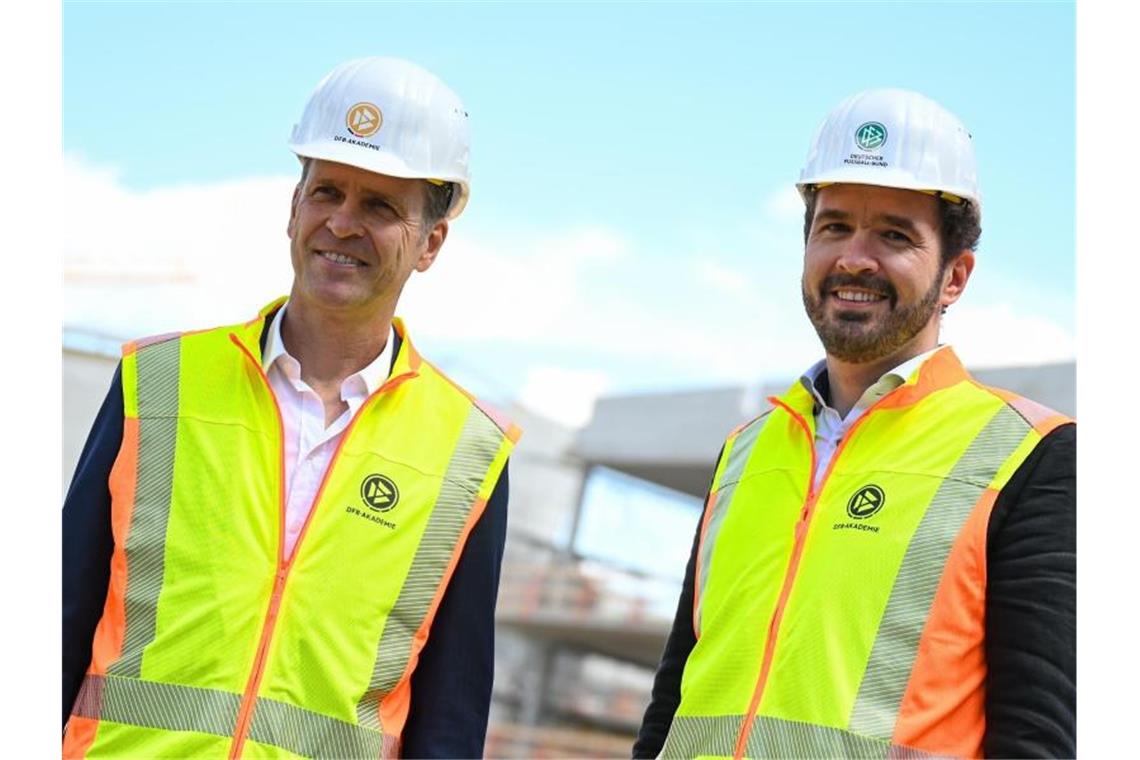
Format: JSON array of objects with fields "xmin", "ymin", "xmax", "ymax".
[
  {"xmin": 883, "ymin": 230, "xmax": 913, "ymax": 244},
  {"xmin": 820, "ymin": 222, "xmax": 849, "ymax": 234},
  {"xmin": 312, "ymin": 186, "xmax": 337, "ymax": 198}
]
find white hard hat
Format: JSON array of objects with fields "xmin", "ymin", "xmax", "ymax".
[
  {"xmin": 289, "ymin": 57, "xmax": 471, "ymax": 219},
  {"xmin": 797, "ymin": 88, "xmax": 980, "ymax": 215}
]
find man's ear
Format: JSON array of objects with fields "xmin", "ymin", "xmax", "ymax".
[
  {"xmin": 415, "ymin": 219, "xmax": 449, "ymax": 273},
  {"xmin": 940, "ymin": 249, "xmax": 976, "ymax": 308},
  {"xmin": 287, "ymin": 183, "xmax": 302, "ymax": 239}
]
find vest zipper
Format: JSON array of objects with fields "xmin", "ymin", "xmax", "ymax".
[
  {"xmin": 229, "ymin": 566, "xmax": 287, "ymax": 759},
  {"xmin": 731, "ymin": 396, "xmax": 875, "ymax": 759},
  {"xmin": 226, "ymin": 334, "xmax": 416, "ymax": 758}
]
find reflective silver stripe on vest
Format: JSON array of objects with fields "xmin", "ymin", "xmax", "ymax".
[
  {"xmin": 108, "ymin": 337, "xmax": 181, "ymax": 678},
  {"xmin": 72, "ymin": 674, "xmax": 388, "ymax": 758},
  {"xmin": 695, "ymin": 413, "xmax": 768, "ymax": 634},
  {"xmin": 71, "ymin": 674, "xmax": 240, "ymax": 738},
  {"xmin": 847, "ymin": 404, "xmax": 1031, "ymax": 739},
  {"xmin": 661, "ymin": 713, "xmax": 742, "ymax": 758},
  {"xmin": 355, "ymin": 406, "xmax": 505, "ymax": 729},
  {"xmin": 248, "ymin": 696, "xmax": 383, "ymax": 758},
  {"xmin": 661, "ymin": 714, "xmax": 935, "ymax": 759}
]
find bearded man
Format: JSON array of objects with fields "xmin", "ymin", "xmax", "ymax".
[{"xmin": 633, "ymin": 89, "xmax": 1076, "ymax": 759}]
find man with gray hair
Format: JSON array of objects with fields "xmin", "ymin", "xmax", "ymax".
[{"xmin": 64, "ymin": 57, "xmax": 520, "ymax": 759}]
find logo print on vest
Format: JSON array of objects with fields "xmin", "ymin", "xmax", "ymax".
[
  {"xmin": 847, "ymin": 484, "xmax": 885, "ymax": 520},
  {"xmin": 854, "ymin": 121, "xmax": 887, "ymax": 152},
  {"xmin": 346, "ymin": 102, "xmax": 383, "ymax": 138},
  {"xmin": 361, "ymin": 474, "xmax": 399, "ymax": 512}
]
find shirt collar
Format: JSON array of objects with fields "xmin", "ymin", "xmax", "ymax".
[
  {"xmin": 800, "ymin": 345, "xmax": 948, "ymax": 418},
  {"xmin": 262, "ymin": 301, "xmax": 394, "ymax": 396}
]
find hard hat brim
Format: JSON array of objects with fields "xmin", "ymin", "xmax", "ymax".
[{"xmin": 796, "ymin": 166, "xmax": 980, "ymax": 210}]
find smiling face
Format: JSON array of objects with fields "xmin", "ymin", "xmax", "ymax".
[
  {"xmin": 286, "ymin": 159, "xmax": 447, "ymax": 320},
  {"xmin": 801, "ymin": 183, "xmax": 973, "ymax": 365}
]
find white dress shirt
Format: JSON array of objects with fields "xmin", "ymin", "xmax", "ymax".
[
  {"xmin": 262, "ymin": 303, "xmax": 394, "ymax": 559},
  {"xmin": 799, "ymin": 346, "xmax": 946, "ymax": 490}
]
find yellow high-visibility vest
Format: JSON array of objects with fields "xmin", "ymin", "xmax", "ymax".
[
  {"xmin": 64, "ymin": 300, "xmax": 520, "ymax": 759},
  {"xmin": 663, "ymin": 347, "xmax": 1069, "ymax": 759}
]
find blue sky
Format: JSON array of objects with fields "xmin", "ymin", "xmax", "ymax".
[{"xmin": 63, "ymin": 1, "xmax": 1075, "ymax": 424}]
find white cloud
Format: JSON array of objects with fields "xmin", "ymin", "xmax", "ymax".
[
  {"xmin": 65, "ymin": 155, "xmax": 297, "ymax": 336},
  {"xmin": 518, "ymin": 366, "xmax": 610, "ymax": 428},
  {"xmin": 397, "ymin": 225, "xmax": 630, "ymax": 343},
  {"xmin": 942, "ymin": 302, "xmax": 1076, "ymax": 367}
]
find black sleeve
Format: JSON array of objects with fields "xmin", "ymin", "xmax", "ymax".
[
  {"xmin": 401, "ymin": 463, "xmax": 509, "ymax": 759},
  {"xmin": 634, "ymin": 444, "xmax": 725, "ymax": 760},
  {"xmin": 633, "ymin": 520, "xmax": 700, "ymax": 758},
  {"xmin": 62, "ymin": 364, "xmax": 124, "ymax": 728},
  {"xmin": 984, "ymin": 423, "xmax": 1076, "ymax": 758}
]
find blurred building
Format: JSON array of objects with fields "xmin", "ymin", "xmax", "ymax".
[{"xmin": 62, "ymin": 331, "xmax": 1075, "ymax": 757}]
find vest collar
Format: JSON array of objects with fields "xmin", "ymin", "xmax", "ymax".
[
  {"xmin": 388, "ymin": 316, "xmax": 423, "ymax": 377},
  {"xmin": 773, "ymin": 345, "xmax": 970, "ymax": 419},
  {"xmin": 226, "ymin": 296, "xmax": 288, "ymax": 363},
  {"xmin": 228, "ymin": 297, "xmax": 422, "ymax": 389}
]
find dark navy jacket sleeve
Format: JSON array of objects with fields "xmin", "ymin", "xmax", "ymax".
[
  {"xmin": 401, "ymin": 465, "xmax": 509, "ymax": 759},
  {"xmin": 62, "ymin": 364, "xmax": 123, "ymax": 728}
]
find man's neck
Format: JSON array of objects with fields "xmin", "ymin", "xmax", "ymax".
[
  {"xmin": 280, "ymin": 299, "xmax": 392, "ymax": 392},
  {"xmin": 824, "ymin": 340, "xmax": 935, "ymax": 419}
]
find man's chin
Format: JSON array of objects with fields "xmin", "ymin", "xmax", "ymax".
[
  {"xmin": 815, "ymin": 325, "xmax": 891, "ymax": 364},
  {"xmin": 296, "ymin": 283, "xmax": 372, "ymax": 312},
  {"xmin": 821, "ymin": 345, "xmax": 881, "ymax": 364}
]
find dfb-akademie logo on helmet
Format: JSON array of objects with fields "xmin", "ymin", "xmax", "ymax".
[
  {"xmin": 855, "ymin": 122, "xmax": 887, "ymax": 152},
  {"xmin": 346, "ymin": 102, "xmax": 382, "ymax": 138},
  {"xmin": 847, "ymin": 484, "xmax": 885, "ymax": 520},
  {"xmin": 361, "ymin": 474, "xmax": 399, "ymax": 512}
]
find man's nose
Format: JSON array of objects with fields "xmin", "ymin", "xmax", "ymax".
[
  {"xmin": 325, "ymin": 203, "xmax": 364, "ymax": 238},
  {"xmin": 834, "ymin": 230, "xmax": 879, "ymax": 275}
]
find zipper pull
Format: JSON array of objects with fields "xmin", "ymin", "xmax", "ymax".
[
  {"xmin": 268, "ymin": 569, "xmax": 288, "ymax": 610},
  {"xmin": 795, "ymin": 491, "xmax": 815, "ymax": 538},
  {"xmin": 798, "ymin": 490, "xmax": 814, "ymax": 523}
]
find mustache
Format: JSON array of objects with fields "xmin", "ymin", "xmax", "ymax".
[{"xmin": 819, "ymin": 273, "xmax": 898, "ymax": 306}]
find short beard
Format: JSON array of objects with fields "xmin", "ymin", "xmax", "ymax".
[{"xmin": 802, "ymin": 271, "xmax": 943, "ymax": 364}]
